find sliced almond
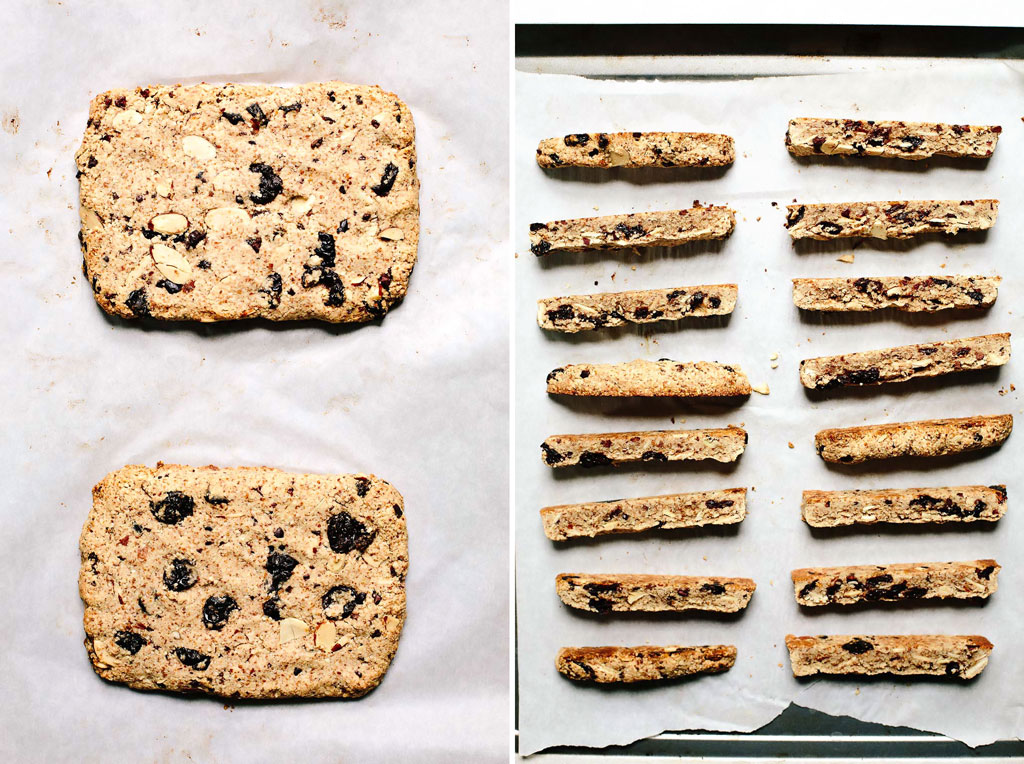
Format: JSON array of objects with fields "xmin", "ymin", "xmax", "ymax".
[
  {"xmin": 211, "ymin": 170, "xmax": 237, "ymax": 191},
  {"xmin": 155, "ymin": 178, "xmax": 171, "ymax": 198},
  {"xmin": 182, "ymin": 135, "xmax": 216, "ymax": 161},
  {"xmin": 205, "ymin": 206, "xmax": 249, "ymax": 230},
  {"xmin": 80, "ymin": 208, "xmax": 103, "ymax": 231},
  {"xmin": 379, "ymin": 227, "xmax": 404, "ymax": 241},
  {"xmin": 150, "ymin": 243, "xmax": 192, "ymax": 283},
  {"xmin": 837, "ymin": 253, "xmax": 855, "ymax": 264},
  {"xmin": 290, "ymin": 196, "xmax": 314, "ymax": 217},
  {"xmin": 279, "ymin": 617, "xmax": 309, "ymax": 645},
  {"xmin": 112, "ymin": 109, "xmax": 142, "ymax": 129},
  {"xmin": 608, "ymin": 148, "xmax": 631, "ymax": 167},
  {"xmin": 752, "ymin": 382, "xmax": 770, "ymax": 395},
  {"xmin": 150, "ymin": 213, "xmax": 188, "ymax": 235},
  {"xmin": 313, "ymin": 621, "xmax": 337, "ymax": 650}
]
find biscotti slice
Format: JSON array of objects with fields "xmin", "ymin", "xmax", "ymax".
[
  {"xmin": 537, "ymin": 132, "xmax": 735, "ymax": 169},
  {"xmin": 80, "ymin": 464, "xmax": 407, "ymax": 699},
  {"xmin": 792, "ymin": 560, "xmax": 999, "ymax": 607},
  {"xmin": 556, "ymin": 573, "xmax": 755, "ymax": 613},
  {"xmin": 529, "ymin": 205, "xmax": 735, "ymax": 256},
  {"xmin": 556, "ymin": 645, "xmax": 737, "ymax": 683},
  {"xmin": 792, "ymin": 275, "xmax": 999, "ymax": 312},
  {"xmin": 786, "ymin": 118, "xmax": 1001, "ymax": 160},
  {"xmin": 799, "ymin": 333, "xmax": 1010, "ymax": 390},
  {"xmin": 538, "ymin": 284, "xmax": 737, "ymax": 332},
  {"xmin": 802, "ymin": 485, "xmax": 1007, "ymax": 527},
  {"xmin": 785, "ymin": 634, "xmax": 993, "ymax": 680},
  {"xmin": 785, "ymin": 200, "xmax": 998, "ymax": 240},
  {"xmin": 547, "ymin": 359, "xmax": 751, "ymax": 397},
  {"xmin": 541, "ymin": 488, "xmax": 746, "ymax": 541},
  {"xmin": 76, "ymin": 82, "xmax": 418, "ymax": 322},
  {"xmin": 815, "ymin": 414, "xmax": 1012, "ymax": 464},
  {"xmin": 541, "ymin": 427, "xmax": 747, "ymax": 468}
]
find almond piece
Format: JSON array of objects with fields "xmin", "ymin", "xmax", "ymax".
[
  {"xmin": 313, "ymin": 621, "xmax": 337, "ymax": 650},
  {"xmin": 150, "ymin": 243, "xmax": 192, "ymax": 283},
  {"xmin": 182, "ymin": 135, "xmax": 216, "ymax": 161},
  {"xmin": 80, "ymin": 208, "xmax": 103, "ymax": 231},
  {"xmin": 154, "ymin": 179, "xmax": 172, "ymax": 197},
  {"xmin": 112, "ymin": 110, "xmax": 142, "ymax": 129},
  {"xmin": 290, "ymin": 196, "xmax": 314, "ymax": 216},
  {"xmin": 279, "ymin": 618, "xmax": 309, "ymax": 645},
  {"xmin": 205, "ymin": 207, "xmax": 250, "ymax": 230},
  {"xmin": 150, "ymin": 213, "xmax": 188, "ymax": 235},
  {"xmin": 379, "ymin": 227, "xmax": 404, "ymax": 241}
]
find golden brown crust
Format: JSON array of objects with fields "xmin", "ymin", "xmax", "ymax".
[
  {"xmin": 556, "ymin": 644, "xmax": 737, "ymax": 682},
  {"xmin": 786, "ymin": 634, "xmax": 993, "ymax": 679}
]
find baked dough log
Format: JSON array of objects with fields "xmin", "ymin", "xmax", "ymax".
[
  {"xmin": 541, "ymin": 488, "xmax": 746, "ymax": 541},
  {"xmin": 556, "ymin": 573, "xmax": 755, "ymax": 613},
  {"xmin": 547, "ymin": 359, "xmax": 751, "ymax": 397},
  {"xmin": 799, "ymin": 333, "xmax": 1010, "ymax": 391},
  {"xmin": 76, "ymin": 82, "xmax": 418, "ymax": 322},
  {"xmin": 802, "ymin": 485, "xmax": 1007, "ymax": 527},
  {"xmin": 80, "ymin": 464, "xmax": 407, "ymax": 698},
  {"xmin": 792, "ymin": 275, "xmax": 999, "ymax": 312},
  {"xmin": 786, "ymin": 118, "xmax": 1001, "ymax": 160},
  {"xmin": 538, "ymin": 284, "xmax": 737, "ymax": 332},
  {"xmin": 537, "ymin": 131, "xmax": 735, "ymax": 169},
  {"xmin": 785, "ymin": 634, "xmax": 993, "ymax": 680},
  {"xmin": 785, "ymin": 200, "xmax": 998, "ymax": 240},
  {"xmin": 541, "ymin": 427, "xmax": 747, "ymax": 468},
  {"xmin": 815, "ymin": 414, "xmax": 1012, "ymax": 464},
  {"xmin": 556, "ymin": 645, "xmax": 737, "ymax": 683},
  {"xmin": 792, "ymin": 560, "xmax": 999, "ymax": 607},
  {"xmin": 529, "ymin": 205, "xmax": 735, "ymax": 256}
]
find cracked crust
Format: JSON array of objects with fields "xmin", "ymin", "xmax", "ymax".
[
  {"xmin": 555, "ymin": 573, "xmax": 755, "ymax": 613},
  {"xmin": 556, "ymin": 645, "xmax": 737, "ymax": 683},
  {"xmin": 547, "ymin": 359, "xmax": 751, "ymax": 397},
  {"xmin": 785, "ymin": 199, "xmax": 998, "ymax": 240},
  {"xmin": 801, "ymin": 485, "xmax": 1007, "ymax": 527},
  {"xmin": 786, "ymin": 118, "xmax": 1001, "ymax": 160},
  {"xmin": 541, "ymin": 427, "xmax": 747, "ymax": 468},
  {"xmin": 537, "ymin": 131, "xmax": 735, "ymax": 169},
  {"xmin": 537, "ymin": 284, "xmax": 736, "ymax": 332},
  {"xmin": 792, "ymin": 275, "xmax": 999, "ymax": 312},
  {"xmin": 786, "ymin": 634, "xmax": 993, "ymax": 679}
]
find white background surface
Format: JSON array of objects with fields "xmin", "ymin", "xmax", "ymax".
[
  {"xmin": 0, "ymin": 1, "xmax": 508, "ymax": 761},
  {"xmin": 515, "ymin": 64, "xmax": 1024, "ymax": 754}
]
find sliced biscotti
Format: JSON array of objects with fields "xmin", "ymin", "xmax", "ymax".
[
  {"xmin": 785, "ymin": 199, "xmax": 998, "ymax": 240},
  {"xmin": 76, "ymin": 82, "xmax": 418, "ymax": 323},
  {"xmin": 792, "ymin": 275, "xmax": 999, "ymax": 312},
  {"xmin": 815, "ymin": 414, "xmax": 1012, "ymax": 464},
  {"xmin": 556, "ymin": 645, "xmax": 737, "ymax": 683},
  {"xmin": 786, "ymin": 634, "xmax": 993, "ymax": 680},
  {"xmin": 802, "ymin": 485, "xmax": 1007, "ymax": 527},
  {"xmin": 541, "ymin": 488, "xmax": 746, "ymax": 541},
  {"xmin": 541, "ymin": 427, "xmax": 747, "ymax": 468},
  {"xmin": 529, "ymin": 205, "xmax": 735, "ymax": 256},
  {"xmin": 556, "ymin": 573, "xmax": 755, "ymax": 613},
  {"xmin": 537, "ymin": 132, "xmax": 735, "ymax": 169},
  {"xmin": 538, "ymin": 284, "xmax": 737, "ymax": 332},
  {"xmin": 792, "ymin": 560, "xmax": 999, "ymax": 607},
  {"xmin": 80, "ymin": 464, "xmax": 407, "ymax": 699},
  {"xmin": 786, "ymin": 118, "xmax": 1001, "ymax": 160},
  {"xmin": 799, "ymin": 333, "xmax": 1010, "ymax": 391},
  {"xmin": 547, "ymin": 359, "xmax": 751, "ymax": 397}
]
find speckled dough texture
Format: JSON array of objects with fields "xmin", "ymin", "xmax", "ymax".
[
  {"xmin": 785, "ymin": 634, "xmax": 993, "ymax": 680},
  {"xmin": 80, "ymin": 464, "xmax": 407, "ymax": 699},
  {"xmin": 540, "ymin": 427, "xmax": 747, "ymax": 469},
  {"xmin": 785, "ymin": 118, "xmax": 1001, "ymax": 160},
  {"xmin": 814, "ymin": 414, "xmax": 1013, "ymax": 464},
  {"xmin": 792, "ymin": 275, "xmax": 999, "ymax": 312},
  {"xmin": 537, "ymin": 131, "xmax": 735, "ymax": 169},
  {"xmin": 799, "ymin": 333, "xmax": 1010, "ymax": 390},
  {"xmin": 801, "ymin": 485, "xmax": 1008, "ymax": 527},
  {"xmin": 546, "ymin": 359, "xmax": 751, "ymax": 397},
  {"xmin": 76, "ymin": 82, "xmax": 418, "ymax": 322},
  {"xmin": 556, "ymin": 573, "xmax": 755, "ymax": 613},
  {"xmin": 537, "ymin": 284, "xmax": 736, "ymax": 332},
  {"xmin": 556, "ymin": 645, "xmax": 737, "ymax": 683},
  {"xmin": 785, "ymin": 199, "xmax": 998, "ymax": 240},
  {"xmin": 792, "ymin": 560, "xmax": 999, "ymax": 607}
]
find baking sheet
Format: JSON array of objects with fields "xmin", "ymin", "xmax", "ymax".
[
  {"xmin": 515, "ymin": 64, "xmax": 1024, "ymax": 754},
  {"xmin": 0, "ymin": 1, "xmax": 508, "ymax": 761}
]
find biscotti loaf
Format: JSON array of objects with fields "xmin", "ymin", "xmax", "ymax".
[
  {"xmin": 802, "ymin": 485, "xmax": 1007, "ymax": 527},
  {"xmin": 529, "ymin": 205, "xmax": 735, "ymax": 256},
  {"xmin": 785, "ymin": 200, "xmax": 998, "ymax": 240},
  {"xmin": 80, "ymin": 464, "xmax": 407, "ymax": 698},
  {"xmin": 541, "ymin": 488, "xmax": 746, "ymax": 541},
  {"xmin": 541, "ymin": 427, "xmax": 747, "ymax": 468},
  {"xmin": 538, "ymin": 284, "xmax": 737, "ymax": 332},
  {"xmin": 537, "ymin": 131, "xmax": 735, "ymax": 169},
  {"xmin": 556, "ymin": 573, "xmax": 755, "ymax": 613},
  {"xmin": 786, "ymin": 118, "xmax": 1001, "ymax": 160},
  {"xmin": 792, "ymin": 560, "xmax": 999, "ymax": 607},
  {"xmin": 815, "ymin": 415, "xmax": 1012, "ymax": 464},
  {"xmin": 799, "ymin": 333, "xmax": 1010, "ymax": 390},
  {"xmin": 76, "ymin": 82, "xmax": 418, "ymax": 322},
  {"xmin": 547, "ymin": 359, "xmax": 751, "ymax": 397},
  {"xmin": 792, "ymin": 275, "xmax": 999, "ymax": 312},
  {"xmin": 556, "ymin": 645, "xmax": 737, "ymax": 683},
  {"xmin": 785, "ymin": 634, "xmax": 993, "ymax": 680}
]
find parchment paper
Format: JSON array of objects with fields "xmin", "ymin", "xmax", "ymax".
[
  {"xmin": 515, "ymin": 64, "xmax": 1024, "ymax": 754},
  {"xmin": 0, "ymin": 2, "xmax": 508, "ymax": 761}
]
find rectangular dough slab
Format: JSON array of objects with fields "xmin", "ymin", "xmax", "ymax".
[
  {"xmin": 799, "ymin": 333, "xmax": 1010, "ymax": 390},
  {"xmin": 537, "ymin": 131, "xmax": 735, "ymax": 169},
  {"xmin": 541, "ymin": 427, "xmax": 747, "ymax": 468},
  {"xmin": 786, "ymin": 118, "xmax": 1001, "ymax": 160},
  {"xmin": 785, "ymin": 634, "xmax": 993, "ymax": 680},
  {"xmin": 537, "ymin": 284, "xmax": 737, "ymax": 332},
  {"xmin": 547, "ymin": 359, "xmax": 751, "ymax": 397},
  {"xmin": 802, "ymin": 485, "xmax": 1007, "ymax": 527},
  {"xmin": 556, "ymin": 645, "xmax": 737, "ymax": 683},
  {"xmin": 76, "ymin": 82, "xmax": 418, "ymax": 322},
  {"xmin": 556, "ymin": 573, "xmax": 755, "ymax": 613},
  {"xmin": 792, "ymin": 275, "xmax": 999, "ymax": 312},
  {"xmin": 80, "ymin": 464, "xmax": 407, "ymax": 699},
  {"xmin": 785, "ymin": 200, "xmax": 998, "ymax": 240}
]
